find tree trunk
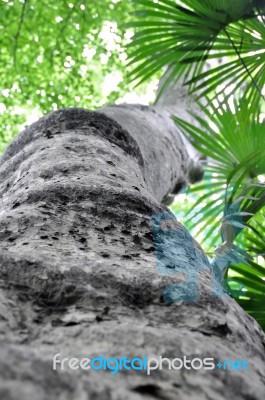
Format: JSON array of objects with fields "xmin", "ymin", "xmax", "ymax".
[{"xmin": 0, "ymin": 105, "xmax": 264, "ymax": 400}]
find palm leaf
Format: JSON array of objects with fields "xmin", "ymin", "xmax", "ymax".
[{"xmin": 128, "ymin": 0, "xmax": 265, "ymax": 105}]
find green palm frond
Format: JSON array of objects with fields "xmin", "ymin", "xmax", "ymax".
[
  {"xmin": 172, "ymin": 96, "xmax": 265, "ymax": 327},
  {"xmin": 244, "ymin": 209, "xmax": 265, "ymax": 255},
  {"xmin": 128, "ymin": 0, "xmax": 265, "ymax": 105},
  {"xmin": 227, "ymin": 255, "xmax": 265, "ymax": 329},
  {"xmin": 229, "ymin": 207, "xmax": 265, "ymax": 330},
  {"xmin": 172, "ymin": 95, "xmax": 265, "ymax": 253}
]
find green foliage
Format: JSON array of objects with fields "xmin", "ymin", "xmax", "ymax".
[
  {"xmin": 174, "ymin": 84, "xmax": 265, "ymax": 327},
  {"xmin": 0, "ymin": 0, "xmax": 137, "ymax": 150},
  {"xmin": 172, "ymin": 94, "xmax": 265, "ymax": 330},
  {"xmin": 128, "ymin": 0, "xmax": 265, "ymax": 106},
  {"xmin": 226, "ymin": 208, "xmax": 265, "ymax": 327},
  {"xmin": 129, "ymin": 0, "xmax": 265, "ymax": 329},
  {"xmin": 174, "ymin": 114, "xmax": 265, "ymax": 328}
]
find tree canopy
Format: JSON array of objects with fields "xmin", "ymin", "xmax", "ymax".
[{"xmin": 0, "ymin": 0, "xmax": 156, "ymax": 151}]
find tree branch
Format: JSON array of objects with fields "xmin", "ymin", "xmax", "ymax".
[{"xmin": 13, "ymin": 0, "xmax": 28, "ymax": 67}]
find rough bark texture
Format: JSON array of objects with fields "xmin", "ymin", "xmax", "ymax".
[{"xmin": 0, "ymin": 106, "xmax": 264, "ymax": 400}]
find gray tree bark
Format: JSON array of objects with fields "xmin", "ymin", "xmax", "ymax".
[{"xmin": 0, "ymin": 104, "xmax": 264, "ymax": 400}]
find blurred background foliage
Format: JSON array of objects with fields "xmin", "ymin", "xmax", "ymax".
[
  {"xmin": 0, "ymin": 0, "xmax": 160, "ymax": 152},
  {"xmin": 0, "ymin": 0, "xmax": 265, "ymax": 329}
]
